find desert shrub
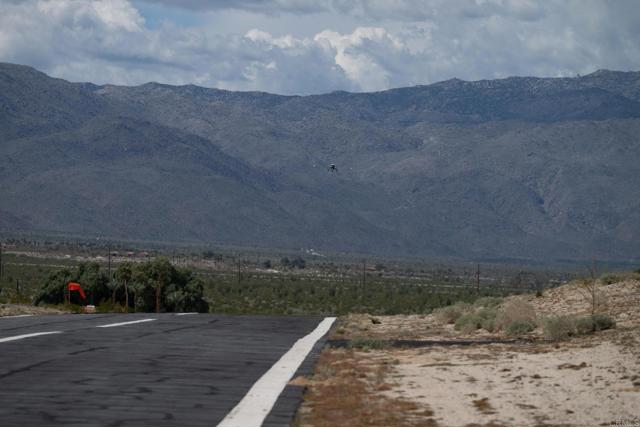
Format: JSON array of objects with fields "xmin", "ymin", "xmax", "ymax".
[
  {"xmin": 453, "ymin": 305, "xmax": 499, "ymax": 333},
  {"xmin": 575, "ymin": 316, "xmax": 593, "ymax": 335},
  {"xmin": 600, "ymin": 273, "xmax": 623, "ymax": 285},
  {"xmin": 495, "ymin": 299, "xmax": 536, "ymax": 331},
  {"xmin": 543, "ymin": 316, "xmax": 576, "ymax": 341},
  {"xmin": 474, "ymin": 297, "xmax": 502, "ymax": 308},
  {"xmin": 435, "ymin": 302, "xmax": 472, "ymax": 324},
  {"xmin": 455, "ymin": 313, "xmax": 483, "ymax": 333},
  {"xmin": 505, "ymin": 319, "xmax": 536, "ymax": 336},
  {"xmin": 476, "ymin": 306, "xmax": 498, "ymax": 332},
  {"xmin": 349, "ymin": 338, "xmax": 390, "ymax": 350},
  {"xmin": 593, "ymin": 314, "xmax": 616, "ymax": 331},
  {"xmin": 481, "ymin": 317, "xmax": 496, "ymax": 332},
  {"xmin": 575, "ymin": 314, "xmax": 616, "ymax": 334}
]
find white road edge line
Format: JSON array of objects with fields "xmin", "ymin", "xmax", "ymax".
[
  {"xmin": 0, "ymin": 331, "xmax": 62, "ymax": 343},
  {"xmin": 216, "ymin": 317, "xmax": 336, "ymax": 427},
  {"xmin": 175, "ymin": 312, "xmax": 198, "ymax": 316},
  {"xmin": 96, "ymin": 319, "xmax": 156, "ymax": 328},
  {"xmin": 0, "ymin": 314, "xmax": 34, "ymax": 319}
]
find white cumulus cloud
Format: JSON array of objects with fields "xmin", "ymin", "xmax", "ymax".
[{"xmin": 0, "ymin": 0, "xmax": 638, "ymax": 94}]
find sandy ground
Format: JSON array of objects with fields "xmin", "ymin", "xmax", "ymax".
[
  {"xmin": 297, "ymin": 279, "xmax": 640, "ymax": 427},
  {"xmin": 388, "ymin": 335, "xmax": 640, "ymax": 426},
  {"xmin": 0, "ymin": 303, "xmax": 66, "ymax": 316}
]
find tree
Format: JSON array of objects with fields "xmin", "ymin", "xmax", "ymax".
[
  {"xmin": 77, "ymin": 262, "xmax": 109, "ymax": 305},
  {"xmin": 291, "ymin": 256, "xmax": 306, "ymax": 269},
  {"xmin": 34, "ymin": 268, "xmax": 75, "ymax": 306},
  {"xmin": 577, "ymin": 263, "xmax": 606, "ymax": 316},
  {"xmin": 149, "ymin": 257, "xmax": 172, "ymax": 313},
  {"xmin": 35, "ymin": 259, "xmax": 208, "ymax": 313},
  {"xmin": 116, "ymin": 262, "xmax": 133, "ymax": 313}
]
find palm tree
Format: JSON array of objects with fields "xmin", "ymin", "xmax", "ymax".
[
  {"xmin": 150, "ymin": 258, "xmax": 172, "ymax": 313},
  {"xmin": 116, "ymin": 262, "xmax": 134, "ymax": 313}
]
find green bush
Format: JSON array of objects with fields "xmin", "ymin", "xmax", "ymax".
[
  {"xmin": 435, "ymin": 302, "xmax": 472, "ymax": 324},
  {"xmin": 592, "ymin": 314, "xmax": 616, "ymax": 331},
  {"xmin": 476, "ymin": 307, "xmax": 498, "ymax": 332},
  {"xmin": 543, "ymin": 316, "xmax": 576, "ymax": 341},
  {"xmin": 481, "ymin": 317, "xmax": 496, "ymax": 332},
  {"xmin": 576, "ymin": 314, "xmax": 616, "ymax": 334},
  {"xmin": 505, "ymin": 319, "xmax": 536, "ymax": 336},
  {"xmin": 455, "ymin": 313, "xmax": 483, "ymax": 333},
  {"xmin": 600, "ymin": 273, "xmax": 623, "ymax": 285}
]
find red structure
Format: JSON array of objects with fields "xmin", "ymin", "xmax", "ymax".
[{"xmin": 67, "ymin": 282, "xmax": 87, "ymax": 301}]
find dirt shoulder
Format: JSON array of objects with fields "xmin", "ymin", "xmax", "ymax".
[
  {"xmin": 294, "ymin": 279, "xmax": 640, "ymax": 427},
  {"xmin": 0, "ymin": 303, "xmax": 67, "ymax": 317}
]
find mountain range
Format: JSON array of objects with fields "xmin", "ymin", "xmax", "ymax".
[{"xmin": 1, "ymin": 62, "xmax": 639, "ymax": 264}]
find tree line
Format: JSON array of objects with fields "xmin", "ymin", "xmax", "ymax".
[{"xmin": 34, "ymin": 257, "xmax": 208, "ymax": 313}]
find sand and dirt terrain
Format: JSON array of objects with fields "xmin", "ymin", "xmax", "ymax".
[
  {"xmin": 294, "ymin": 278, "xmax": 640, "ymax": 427},
  {"xmin": 0, "ymin": 303, "xmax": 66, "ymax": 317}
]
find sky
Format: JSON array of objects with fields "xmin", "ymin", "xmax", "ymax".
[{"xmin": 0, "ymin": 0, "xmax": 639, "ymax": 95}]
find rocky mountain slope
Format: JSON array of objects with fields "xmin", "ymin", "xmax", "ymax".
[{"xmin": 1, "ymin": 62, "xmax": 639, "ymax": 263}]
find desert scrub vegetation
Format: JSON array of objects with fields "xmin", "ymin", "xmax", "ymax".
[
  {"xmin": 599, "ymin": 273, "xmax": 624, "ymax": 285},
  {"xmin": 449, "ymin": 297, "xmax": 538, "ymax": 335},
  {"xmin": 542, "ymin": 316, "xmax": 576, "ymax": 341},
  {"xmin": 447, "ymin": 297, "xmax": 503, "ymax": 333},
  {"xmin": 454, "ymin": 313, "xmax": 484, "ymax": 333},
  {"xmin": 505, "ymin": 319, "xmax": 536, "ymax": 336},
  {"xmin": 543, "ymin": 314, "xmax": 616, "ymax": 341},
  {"xmin": 575, "ymin": 314, "xmax": 616, "ymax": 334},
  {"xmin": 435, "ymin": 301, "xmax": 472, "ymax": 324},
  {"xmin": 495, "ymin": 299, "xmax": 537, "ymax": 331},
  {"xmin": 206, "ymin": 278, "xmax": 489, "ymax": 316},
  {"xmin": 454, "ymin": 306, "xmax": 500, "ymax": 333}
]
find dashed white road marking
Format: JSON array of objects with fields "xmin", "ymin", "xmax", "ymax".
[
  {"xmin": 216, "ymin": 317, "xmax": 336, "ymax": 427},
  {"xmin": 0, "ymin": 331, "xmax": 62, "ymax": 343},
  {"xmin": 96, "ymin": 318, "xmax": 156, "ymax": 328},
  {"xmin": 175, "ymin": 312, "xmax": 198, "ymax": 316},
  {"xmin": 0, "ymin": 314, "xmax": 34, "ymax": 319}
]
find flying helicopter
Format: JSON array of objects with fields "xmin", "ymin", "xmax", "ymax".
[{"xmin": 328, "ymin": 164, "xmax": 337, "ymax": 173}]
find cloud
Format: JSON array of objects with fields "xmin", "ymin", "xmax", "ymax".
[
  {"xmin": 135, "ymin": 0, "xmax": 330, "ymax": 14},
  {"xmin": 0, "ymin": 0, "xmax": 639, "ymax": 95}
]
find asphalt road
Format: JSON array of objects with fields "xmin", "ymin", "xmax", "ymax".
[{"xmin": 0, "ymin": 313, "xmax": 331, "ymax": 427}]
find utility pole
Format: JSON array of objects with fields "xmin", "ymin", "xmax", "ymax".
[
  {"xmin": 476, "ymin": 264, "xmax": 480, "ymax": 294},
  {"xmin": 363, "ymin": 261, "xmax": 366, "ymax": 287},
  {"xmin": 0, "ymin": 243, "xmax": 3, "ymax": 279},
  {"xmin": 16, "ymin": 279, "xmax": 20, "ymax": 302},
  {"xmin": 108, "ymin": 244, "xmax": 112, "ymax": 285},
  {"xmin": 237, "ymin": 259, "xmax": 241, "ymax": 285},
  {"xmin": 362, "ymin": 260, "xmax": 366, "ymax": 305}
]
